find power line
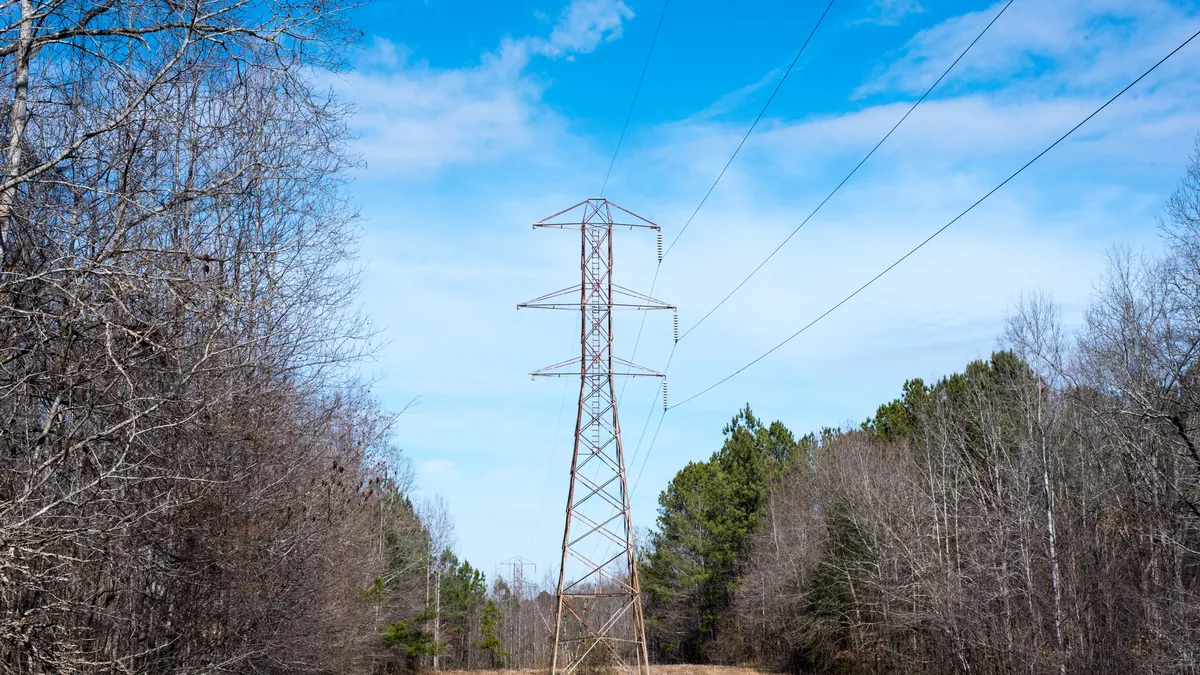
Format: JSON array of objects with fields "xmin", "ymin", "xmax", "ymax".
[
  {"xmin": 626, "ymin": 341, "xmax": 677, "ymax": 472},
  {"xmin": 668, "ymin": 26, "xmax": 1200, "ymax": 412},
  {"xmin": 629, "ymin": 0, "xmax": 1008, "ymax": 494},
  {"xmin": 620, "ymin": 0, "xmax": 837, "ymax": 412},
  {"xmin": 631, "ymin": 409, "xmax": 668, "ymax": 495},
  {"xmin": 678, "ymin": 0, "xmax": 1015, "ymax": 342},
  {"xmin": 663, "ymin": 0, "xmax": 838, "ymax": 258},
  {"xmin": 525, "ymin": 338, "xmax": 576, "ymax": 556},
  {"xmin": 606, "ymin": 0, "xmax": 670, "ymax": 409},
  {"xmin": 601, "ymin": 0, "xmax": 671, "ymax": 197},
  {"xmin": 628, "ymin": 340, "xmax": 678, "ymax": 493}
]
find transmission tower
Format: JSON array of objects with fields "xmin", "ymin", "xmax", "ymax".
[
  {"xmin": 519, "ymin": 199, "xmax": 673, "ymax": 675},
  {"xmin": 500, "ymin": 556, "xmax": 537, "ymax": 669},
  {"xmin": 501, "ymin": 555, "xmax": 537, "ymax": 598}
]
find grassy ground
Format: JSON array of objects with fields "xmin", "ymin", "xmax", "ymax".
[{"xmin": 439, "ymin": 667, "xmax": 762, "ymax": 675}]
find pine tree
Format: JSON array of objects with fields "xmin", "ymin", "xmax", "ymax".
[
  {"xmin": 382, "ymin": 604, "xmax": 443, "ymax": 673},
  {"xmin": 474, "ymin": 599, "xmax": 508, "ymax": 668}
]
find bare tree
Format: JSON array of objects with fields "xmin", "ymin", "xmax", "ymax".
[
  {"xmin": 0, "ymin": 0, "xmax": 410, "ymax": 672},
  {"xmin": 1005, "ymin": 290, "xmax": 1069, "ymax": 672}
]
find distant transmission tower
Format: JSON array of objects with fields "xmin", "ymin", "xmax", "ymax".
[
  {"xmin": 519, "ymin": 199, "xmax": 673, "ymax": 675},
  {"xmin": 501, "ymin": 556, "xmax": 537, "ymax": 669},
  {"xmin": 501, "ymin": 555, "xmax": 537, "ymax": 598}
]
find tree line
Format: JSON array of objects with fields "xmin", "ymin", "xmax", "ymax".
[
  {"xmin": 0, "ymin": 0, "xmax": 510, "ymax": 672},
  {"xmin": 637, "ymin": 144, "xmax": 1200, "ymax": 674},
  {"xmin": 5, "ymin": 0, "xmax": 1200, "ymax": 671},
  {"xmin": 429, "ymin": 141, "xmax": 1200, "ymax": 675},
  {"xmin": 0, "ymin": 0, "xmax": 612, "ymax": 670}
]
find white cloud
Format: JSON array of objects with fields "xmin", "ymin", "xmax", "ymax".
[
  {"xmin": 331, "ymin": 38, "xmax": 543, "ymax": 175},
  {"xmin": 348, "ymin": 0, "xmax": 1200, "ymax": 574},
  {"xmin": 332, "ymin": 0, "xmax": 636, "ymax": 175},
  {"xmin": 361, "ymin": 36, "xmax": 410, "ymax": 69},
  {"xmin": 760, "ymin": 91, "xmax": 1196, "ymax": 171},
  {"xmin": 857, "ymin": 0, "xmax": 1200, "ymax": 97},
  {"xmin": 856, "ymin": 0, "xmax": 926, "ymax": 27},
  {"xmin": 533, "ymin": 0, "xmax": 635, "ymax": 59}
]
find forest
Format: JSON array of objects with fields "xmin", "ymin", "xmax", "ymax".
[
  {"xmin": 0, "ymin": 0, "xmax": 478, "ymax": 671},
  {"xmin": 441, "ymin": 142, "xmax": 1200, "ymax": 674},
  {"xmin": 2, "ymin": 0, "xmax": 1199, "ymax": 673},
  {"xmin": 631, "ymin": 153, "xmax": 1200, "ymax": 674}
]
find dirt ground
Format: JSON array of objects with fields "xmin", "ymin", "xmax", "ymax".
[{"xmin": 439, "ymin": 667, "xmax": 763, "ymax": 675}]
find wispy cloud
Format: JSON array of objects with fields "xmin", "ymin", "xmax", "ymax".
[
  {"xmin": 683, "ymin": 65, "xmax": 784, "ymax": 123},
  {"xmin": 630, "ymin": 0, "xmax": 1199, "ymax": 189},
  {"xmin": 533, "ymin": 0, "xmax": 635, "ymax": 60},
  {"xmin": 857, "ymin": 0, "xmax": 1200, "ymax": 98},
  {"xmin": 332, "ymin": 38, "xmax": 542, "ymax": 175},
  {"xmin": 348, "ymin": 0, "xmax": 1200, "ymax": 574},
  {"xmin": 855, "ymin": 0, "xmax": 926, "ymax": 27},
  {"xmin": 331, "ymin": 0, "xmax": 636, "ymax": 176}
]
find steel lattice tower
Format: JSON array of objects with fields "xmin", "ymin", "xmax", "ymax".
[{"xmin": 519, "ymin": 199, "xmax": 673, "ymax": 675}]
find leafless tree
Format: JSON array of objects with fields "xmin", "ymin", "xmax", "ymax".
[
  {"xmin": 0, "ymin": 0, "xmax": 418, "ymax": 672},
  {"xmin": 723, "ymin": 143, "xmax": 1200, "ymax": 671}
]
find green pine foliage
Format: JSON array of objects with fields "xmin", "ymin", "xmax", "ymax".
[
  {"xmin": 366, "ymin": 484, "xmax": 494, "ymax": 671},
  {"xmin": 382, "ymin": 605, "xmax": 443, "ymax": 672},
  {"xmin": 642, "ymin": 352, "xmax": 1044, "ymax": 667},
  {"xmin": 863, "ymin": 351, "xmax": 1032, "ymax": 445},
  {"xmin": 474, "ymin": 599, "xmax": 508, "ymax": 667},
  {"xmin": 641, "ymin": 405, "xmax": 800, "ymax": 662}
]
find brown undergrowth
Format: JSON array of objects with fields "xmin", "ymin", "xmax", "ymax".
[{"xmin": 437, "ymin": 667, "xmax": 765, "ymax": 675}]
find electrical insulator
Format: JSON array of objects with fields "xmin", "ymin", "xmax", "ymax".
[
  {"xmin": 673, "ymin": 312, "xmax": 679, "ymax": 343},
  {"xmin": 662, "ymin": 379, "xmax": 669, "ymax": 410},
  {"xmin": 656, "ymin": 232, "xmax": 663, "ymax": 263}
]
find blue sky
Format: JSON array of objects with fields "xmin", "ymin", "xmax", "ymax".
[{"xmin": 331, "ymin": 0, "xmax": 1200, "ymax": 581}]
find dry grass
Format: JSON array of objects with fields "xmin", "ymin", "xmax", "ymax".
[
  {"xmin": 437, "ymin": 667, "xmax": 764, "ymax": 675},
  {"xmin": 647, "ymin": 667, "xmax": 763, "ymax": 675}
]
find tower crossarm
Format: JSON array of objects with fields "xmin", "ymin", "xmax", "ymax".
[
  {"xmin": 530, "ymin": 355, "xmax": 663, "ymax": 379},
  {"xmin": 518, "ymin": 284, "xmax": 583, "ymax": 310},
  {"xmin": 612, "ymin": 284, "xmax": 674, "ymax": 311},
  {"xmin": 519, "ymin": 288, "xmax": 671, "ymax": 312},
  {"xmin": 533, "ymin": 199, "xmax": 660, "ymax": 231}
]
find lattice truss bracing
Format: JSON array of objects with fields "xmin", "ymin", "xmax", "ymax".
[{"xmin": 519, "ymin": 199, "xmax": 673, "ymax": 675}]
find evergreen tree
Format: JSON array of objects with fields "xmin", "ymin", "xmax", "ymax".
[
  {"xmin": 474, "ymin": 599, "xmax": 508, "ymax": 668},
  {"xmin": 436, "ymin": 552, "xmax": 487, "ymax": 667},
  {"xmin": 642, "ymin": 405, "xmax": 798, "ymax": 662},
  {"xmin": 382, "ymin": 604, "xmax": 443, "ymax": 673}
]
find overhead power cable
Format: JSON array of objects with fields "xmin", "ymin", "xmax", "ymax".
[
  {"xmin": 625, "ymin": 342, "xmax": 676, "ymax": 476},
  {"xmin": 605, "ymin": 0, "xmax": 671, "ymax": 408},
  {"xmin": 619, "ymin": 0, "xmax": 837, "ymax": 410},
  {"xmin": 663, "ymin": 0, "xmax": 838, "ymax": 258},
  {"xmin": 631, "ymin": 408, "xmax": 668, "ymax": 495},
  {"xmin": 601, "ymin": 0, "xmax": 672, "ymax": 197},
  {"xmin": 678, "ymin": 0, "xmax": 1015, "ymax": 342},
  {"xmin": 628, "ymin": 0, "xmax": 1013, "ymax": 493},
  {"xmin": 667, "ymin": 26, "xmax": 1200, "ymax": 412},
  {"xmin": 525, "ymin": 335, "xmax": 576, "ymax": 556}
]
